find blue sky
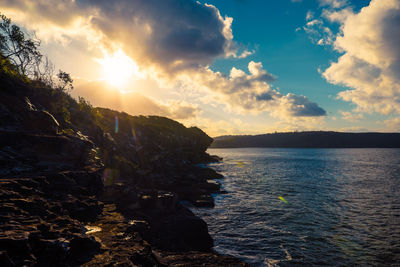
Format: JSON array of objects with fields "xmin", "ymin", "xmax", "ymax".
[
  {"xmin": 1, "ymin": 0, "xmax": 399, "ymax": 136},
  {"xmin": 208, "ymin": 0, "xmax": 370, "ymax": 120}
]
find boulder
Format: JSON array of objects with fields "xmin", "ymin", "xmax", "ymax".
[
  {"xmin": 62, "ymin": 197, "xmax": 103, "ymax": 222},
  {"xmin": 126, "ymin": 220, "xmax": 149, "ymax": 234},
  {"xmin": 192, "ymin": 195, "xmax": 215, "ymax": 208},
  {"xmin": 156, "ymin": 192, "xmax": 177, "ymax": 211},
  {"xmin": 130, "ymin": 251, "xmax": 158, "ymax": 266},
  {"xmin": 148, "ymin": 207, "xmax": 213, "ymax": 252},
  {"xmin": 22, "ymin": 97, "xmax": 59, "ymax": 134},
  {"xmin": 0, "ymin": 231, "xmax": 33, "ymax": 265},
  {"xmin": 0, "ymin": 250, "xmax": 15, "ymax": 267},
  {"xmin": 67, "ymin": 235, "xmax": 101, "ymax": 263},
  {"xmin": 29, "ymin": 237, "xmax": 70, "ymax": 265}
]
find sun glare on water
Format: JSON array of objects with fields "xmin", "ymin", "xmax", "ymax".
[{"xmin": 98, "ymin": 50, "xmax": 139, "ymax": 88}]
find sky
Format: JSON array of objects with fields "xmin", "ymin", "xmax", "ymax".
[{"xmin": 1, "ymin": 0, "xmax": 400, "ymax": 136}]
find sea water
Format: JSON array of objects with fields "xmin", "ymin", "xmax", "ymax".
[{"xmin": 192, "ymin": 148, "xmax": 400, "ymax": 266}]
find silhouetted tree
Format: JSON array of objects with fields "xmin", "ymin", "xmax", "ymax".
[
  {"xmin": 0, "ymin": 13, "xmax": 41, "ymax": 77},
  {"xmin": 0, "ymin": 13, "xmax": 73, "ymax": 90},
  {"xmin": 57, "ymin": 70, "xmax": 73, "ymax": 91},
  {"xmin": 35, "ymin": 55, "xmax": 55, "ymax": 86}
]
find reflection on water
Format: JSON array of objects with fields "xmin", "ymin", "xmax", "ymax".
[{"xmin": 192, "ymin": 148, "xmax": 400, "ymax": 266}]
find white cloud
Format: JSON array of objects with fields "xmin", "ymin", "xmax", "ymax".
[
  {"xmin": 303, "ymin": 19, "xmax": 335, "ymax": 45},
  {"xmin": 322, "ymin": 0, "xmax": 400, "ymax": 114},
  {"xmin": 383, "ymin": 117, "xmax": 400, "ymax": 131},
  {"xmin": 179, "ymin": 62, "xmax": 326, "ymax": 119},
  {"xmin": 322, "ymin": 7, "xmax": 353, "ymax": 23},
  {"xmin": 319, "ymin": 0, "xmax": 348, "ymax": 9},
  {"xmin": 306, "ymin": 11, "xmax": 315, "ymax": 21},
  {"xmin": 339, "ymin": 110, "xmax": 364, "ymax": 122}
]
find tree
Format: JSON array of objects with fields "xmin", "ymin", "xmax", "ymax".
[
  {"xmin": 0, "ymin": 13, "xmax": 42, "ymax": 77},
  {"xmin": 34, "ymin": 55, "xmax": 55, "ymax": 86},
  {"xmin": 57, "ymin": 70, "xmax": 73, "ymax": 91},
  {"xmin": 0, "ymin": 14, "xmax": 73, "ymax": 91}
]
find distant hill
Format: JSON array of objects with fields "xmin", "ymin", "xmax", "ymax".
[{"xmin": 211, "ymin": 131, "xmax": 400, "ymax": 148}]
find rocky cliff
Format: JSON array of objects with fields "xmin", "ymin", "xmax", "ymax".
[{"xmin": 0, "ymin": 68, "xmax": 246, "ymax": 266}]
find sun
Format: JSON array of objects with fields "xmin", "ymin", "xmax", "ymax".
[{"xmin": 98, "ymin": 49, "xmax": 139, "ymax": 88}]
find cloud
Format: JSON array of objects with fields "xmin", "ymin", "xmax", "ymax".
[
  {"xmin": 281, "ymin": 94, "xmax": 327, "ymax": 117},
  {"xmin": 338, "ymin": 126, "xmax": 369, "ymax": 132},
  {"xmin": 321, "ymin": 0, "xmax": 400, "ymax": 114},
  {"xmin": 188, "ymin": 115, "xmax": 327, "ymax": 137},
  {"xmin": 322, "ymin": 7, "xmax": 353, "ymax": 23},
  {"xmin": 1, "ymin": 0, "xmax": 326, "ymax": 121},
  {"xmin": 73, "ymin": 80, "xmax": 199, "ymax": 120},
  {"xmin": 85, "ymin": 0, "xmax": 242, "ymax": 72},
  {"xmin": 1, "ymin": 0, "xmax": 244, "ymax": 72},
  {"xmin": 303, "ymin": 19, "xmax": 335, "ymax": 45},
  {"xmin": 306, "ymin": 11, "xmax": 315, "ymax": 21},
  {"xmin": 182, "ymin": 61, "xmax": 326, "ymax": 119},
  {"xmin": 319, "ymin": 0, "xmax": 347, "ymax": 9},
  {"xmin": 383, "ymin": 117, "xmax": 400, "ymax": 131},
  {"xmin": 339, "ymin": 110, "xmax": 364, "ymax": 122},
  {"xmin": 238, "ymin": 49, "xmax": 255, "ymax": 59}
]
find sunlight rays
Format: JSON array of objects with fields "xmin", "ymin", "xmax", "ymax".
[{"xmin": 97, "ymin": 49, "xmax": 139, "ymax": 88}]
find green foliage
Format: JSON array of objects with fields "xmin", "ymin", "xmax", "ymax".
[
  {"xmin": 51, "ymin": 89, "xmax": 72, "ymax": 124},
  {"xmin": 0, "ymin": 14, "xmax": 77, "ymax": 127},
  {"xmin": 76, "ymin": 98, "xmax": 105, "ymax": 130},
  {"xmin": 78, "ymin": 96, "xmax": 93, "ymax": 113},
  {"xmin": 0, "ymin": 54, "xmax": 21, "ymax": 78},
  {"xmin": 0, "ymin": 14, "xmax": 214, "ymax": 172}
]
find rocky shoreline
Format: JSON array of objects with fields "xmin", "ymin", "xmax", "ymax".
[
  {"xmin": 0, "ymin": 168, "xmax": 247, "ymax": 266},
  {"xmin": 0, "ymin": 72, "xmax": 249, "ymax": 266}
]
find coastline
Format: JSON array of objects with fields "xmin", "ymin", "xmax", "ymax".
[
  {"xmin": 0, "ymin": 72, "xmax": 249, "ymax": 266},
  {"xmin": 0, "ymin": 159, "xmax": 248, "ymax": 266}
]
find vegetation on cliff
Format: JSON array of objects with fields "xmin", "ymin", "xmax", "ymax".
[
  {"xmin": 0, "ymin": 14, "xmax": 247, "ymax": 266},
  {"xmin": 0, "ymin": 12, "xmax": 215, "ymax": 175}
]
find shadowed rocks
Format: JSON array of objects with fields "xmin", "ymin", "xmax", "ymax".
[{"xmin": 0, "ymin": 71, "xmax": 248, "ymax": 266}]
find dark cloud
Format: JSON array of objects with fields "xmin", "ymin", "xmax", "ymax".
[
  {"xmin": 2, "ymin": 0, "xmax": 238, "ymax": 72},
  {"xmin": 286, "ymin": 94, "xmax": 327, "ymax": 116},
  {"xmin": 255, "ymin": 92, "xmax": 273, "ymax": 101},
  {"xmin": 80, "ymin": 0, "xmax": 236, "ymax": 72}
]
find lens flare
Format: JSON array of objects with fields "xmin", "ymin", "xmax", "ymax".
[
  {"xmin": 103, "ymin": 168, "xmax": 119, "ymax": 186},
  {"xmin": 115, "ymin": 116, "xmax": 119, "ymax": 134},
  {"xmin": 278, "ymin": 196, "xmax": 288, "ymax": 204}
]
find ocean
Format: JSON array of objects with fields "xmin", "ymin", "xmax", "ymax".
[{"xmin": 192, "ymin": 148, "xmax": 400, "ymax": 266}]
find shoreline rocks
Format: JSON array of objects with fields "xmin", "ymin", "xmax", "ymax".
[
  {"xmin": 0, "ymin": 131, "xmax": 247, "ymax": 266},
  {"xmin": 0, "ymin": 74, "xmax": 249, "ymax": 266}
]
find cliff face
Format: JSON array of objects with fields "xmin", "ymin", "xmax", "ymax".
[
  {"xmin": 80, "ymin": 108, "xmax": 215, "ymax": 171},
  {"xmin": 0, "ymin": 71, "xmax": 247, "ymax": 265}
]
